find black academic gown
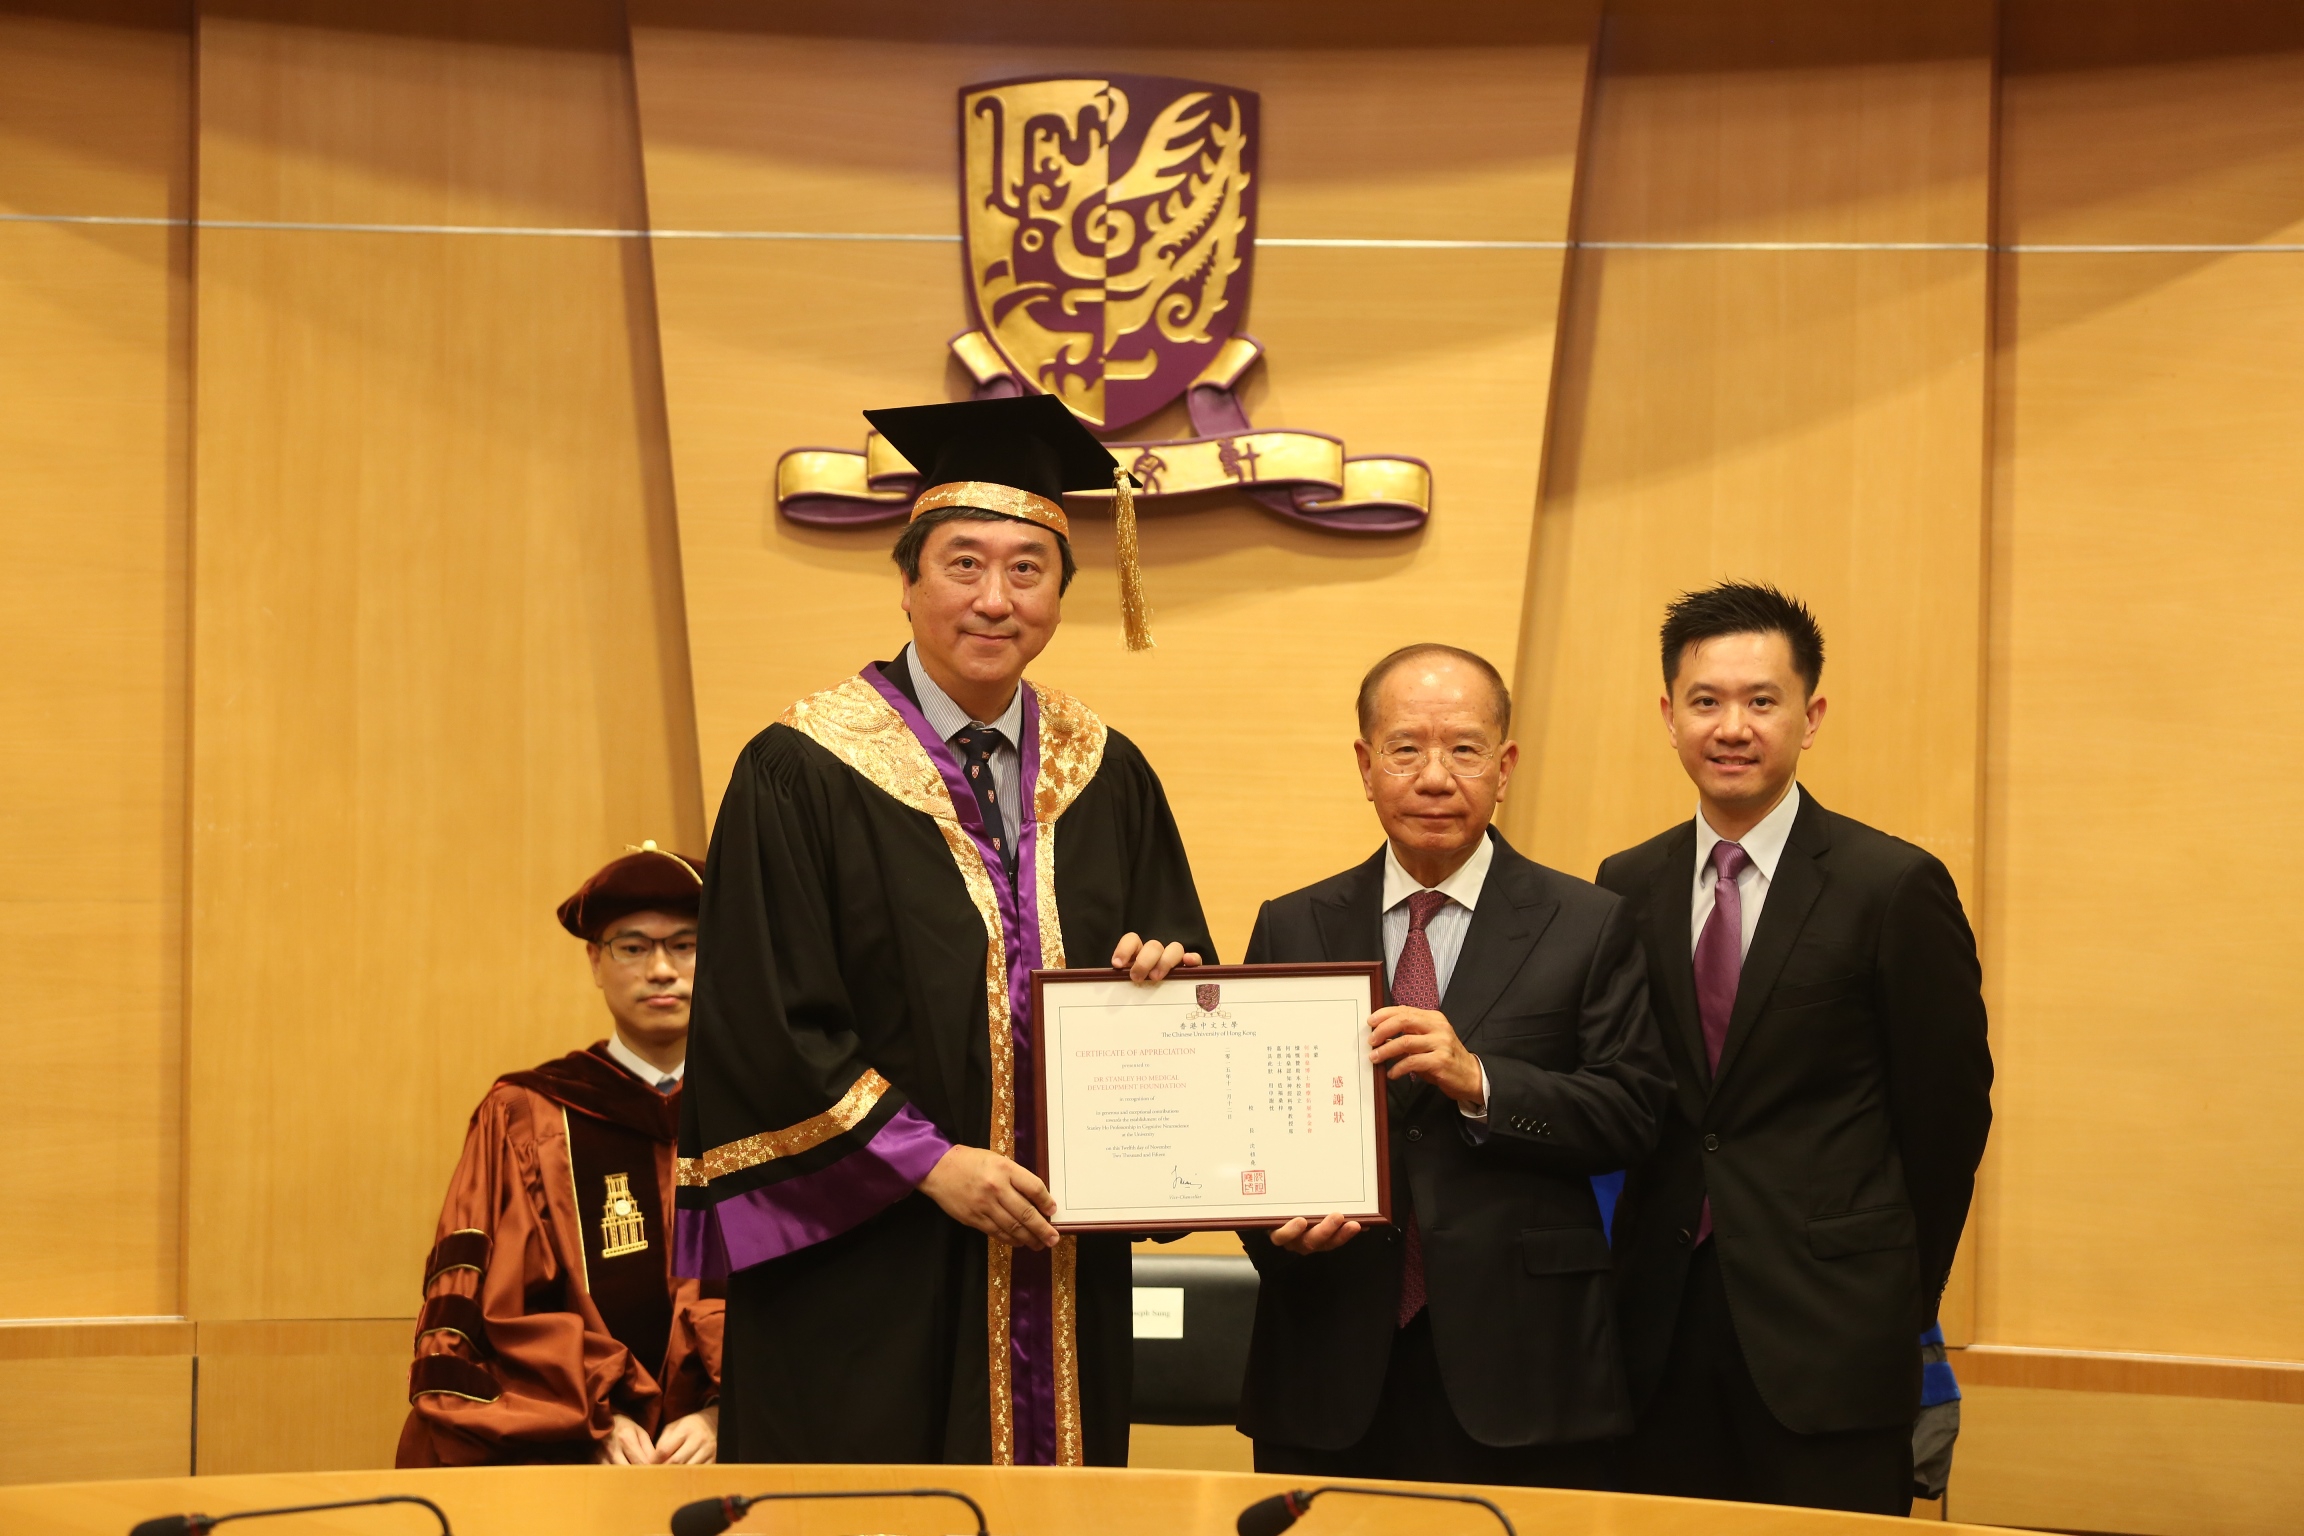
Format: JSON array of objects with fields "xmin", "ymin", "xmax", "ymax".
[{"xmin": 676, "ymin": 658, "xmax": 1214, "ymax": 1466}]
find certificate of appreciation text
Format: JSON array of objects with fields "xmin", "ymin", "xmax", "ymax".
[{"xmin": 1031, "ymin": 963, "xmax": 1391, "ymax": 1231}]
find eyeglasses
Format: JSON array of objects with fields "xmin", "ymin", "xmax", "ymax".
[
  {"xmin": 1373, "ymin": 740, "xmax": 1498, "ymax": 778},
  {"xmin": 604, "ymin": 935, "xmax": 698, "ymax": 970}
]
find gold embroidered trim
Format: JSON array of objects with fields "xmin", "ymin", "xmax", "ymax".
[
  {"xmin": 681, "ymin": 1069, "xmax": 893, "ymax": 1187},
  {"xmin": 1028, "ymin": 682, "xmax": 1108, "ymax": 825},
  {"xmin": 1031, "ymin": 700, "xmax": 1089, "ymax": 1466},
  {"xmin": 938, "ymin": 810, "xmax": 1015, "ymax": 1466},
  {"xmin": 913, "ymin": 480, "xmax": 1070, "ymax": 540},
  {"xmin": 987, "ymin": 1235, "xmax": 1015, "ymax": 1465},
  {"xmin": 782, "ymin": 675, "xmax": 959, "ymax": 823},
  {"xmin": 1053, "ymin": 1234, "xmax": 1083, "ymax": 1465}
]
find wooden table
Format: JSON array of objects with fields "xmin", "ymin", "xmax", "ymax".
[{"xmin": 0, "ymin": 1463, "xmax": 2004, "ymax": 1535}]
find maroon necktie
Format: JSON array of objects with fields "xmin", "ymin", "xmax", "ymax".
[
  {"xmin": 1691, "ymin": 840, "xmax": 1749, "ymax": 1244},
  {"xmin": 1392, "ymin": 889, "xmax": 1449, "ymax": 1325}
]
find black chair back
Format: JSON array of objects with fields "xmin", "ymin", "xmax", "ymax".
[{"xmin": 1129, "ymin": 1253, "xmax": 1259, "ymax": 1425}]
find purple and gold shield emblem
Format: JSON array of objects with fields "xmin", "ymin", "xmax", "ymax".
[
  {"xmin": 961, "ymin": 75, "xmax": 1259, "ymax": 431},
  {"xmin": 774, "ymin": 76, "xmax": 1434, "ymax": 535},
  {"xmin": 1196, "ymin": 982, "xmax": 1222, "ymax": 1013}
]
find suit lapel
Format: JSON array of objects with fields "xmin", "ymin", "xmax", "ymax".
[
  {"xmin": 1311, "ymin": 848, "xmax": 1386, "ymax": 967},
  {"xmin": 1642, "ymin": 822, "xmax": 1711, "ymax": 1102},
  {"xmin": 1713, "ymin": 791, "xmax": 1832, "ymax": 1086},
  {"xmin": 1444, "ymin": 839, "xmax": 1557, "ymax": 1048}
]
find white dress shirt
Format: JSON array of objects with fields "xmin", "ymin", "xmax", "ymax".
[
  {"xmin": 1380, "ymin": 832, "xmax": 1495, "ymax": 1118},
  {"xmin": 606, "ymin": 1031, "xmax": 684, "ymax": 1091},
  {"xmin": 907, "ymin": 644, "xmax": 1024, "ymax": 850},
  {"xmin": 1690, "ymin": 781, "xmax": 1804, "ymax": 959}
]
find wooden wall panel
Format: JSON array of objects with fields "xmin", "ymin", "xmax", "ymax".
[
  {"xmin": 0, "ymin": 1357, "xmax": 192, "ymax": 1484},
  {"xmin": 0, "ymin": 1321, "xmax": 193, "ymax": 1485},
  {"xmin": 1980, "ymin": 3, "xmax": 2304, "ymax": 1363},
  {"xmin": 1505, "ymin": 0, "xmax": 1994, "ymax": 892},
  {"xmin": 1952, "ymin": 1386, "xmax": 2304, "ymax": 1536},
  {"xmin": 186, "ymin": 0, "xmax": 701, "ymax": 1336},
  {"xmin": 0, "ymin": 4, "xmax": 191, "ymax": 1324},
  {"xmin": 194, "ymin": 1320, "xmax": 411, "ymax": 1474},
  {"xmin": 628, "ymin": 0, "xmax": 1599, "ymax": 960}
]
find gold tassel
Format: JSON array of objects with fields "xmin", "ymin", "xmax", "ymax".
[{"xmin": 1112, "ymin": 467, "xmax": 1154, "ymax": 651}]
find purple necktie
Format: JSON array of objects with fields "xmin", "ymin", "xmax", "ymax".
[
  {"xmin": 1691, "ymin": 840, "xmax": 1749, "ymax": 1244},
  {"xmin": 1392, "ymin": 889, "xmax": 1449, "ymax": 1326}
]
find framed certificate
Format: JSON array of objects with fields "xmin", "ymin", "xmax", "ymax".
[{"xmin": 1029, "ymin": 962, "xmax": 1392, "ymax": 1233}]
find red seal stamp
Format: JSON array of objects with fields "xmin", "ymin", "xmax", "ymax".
[{"xmin": 1241, "ymin": 1170, "xmax": 1267, "ymax": 1195}]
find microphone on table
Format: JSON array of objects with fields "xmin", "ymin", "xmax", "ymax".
[
  {"xmin": 1236, "ymin": 1485, "xmax": 1516, "ymax": 1536},
  {"xmin": 129, "ymin": 1495, "xmax": 454, "ymax": 1536},
  {"xmin": 671, "ymin": 1487, "xmax": 990, "ymax": 1536}
]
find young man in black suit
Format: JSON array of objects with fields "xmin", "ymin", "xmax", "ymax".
[
  {"xmin": 1237, "ymin": 644, "xmax": 1671, "ymax": 1486},
  {"xmin": 1597, "ymin": 583, "xmax": 1993, "ymax": 1514}
]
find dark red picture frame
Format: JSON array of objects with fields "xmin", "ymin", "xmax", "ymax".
[{"xmin": 1028, "ymin": 960, "xmax": 1391, "ymax": 1234}]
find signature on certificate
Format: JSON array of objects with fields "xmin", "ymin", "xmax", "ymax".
[{"xmin": 1170, "ymin": 1166, "xmax": 1202, "ymax": 1193}]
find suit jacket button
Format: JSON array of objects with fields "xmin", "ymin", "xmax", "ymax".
[
  {"xmin": 1539, "ymin": 1123, "xmax": 1552, "ymax": 1136},
  {"xmin": 1703, "ymin": 1133, "xmax": 1720, "ymax": 1151},
  {"xmin": 1407, "ymin": 1128, "xmax": 1423, "ymax": 1142},
  {"xmin": 1675, "ymin": 1228, "xmax": 1692, "ymax": 1246}
]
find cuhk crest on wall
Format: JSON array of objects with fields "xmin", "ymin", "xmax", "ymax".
[{"xmin": 775, "ymin": 75, "xmax": 1433, "ymax": 536}]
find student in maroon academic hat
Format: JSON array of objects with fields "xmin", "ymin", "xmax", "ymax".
[{"xmin": 396, "ymin": 843, "xmax": 725, "ymax": 1469}]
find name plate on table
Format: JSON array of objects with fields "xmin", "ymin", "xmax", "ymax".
[{"xmin": 1030, "ymin": 962, "xmax": 1391, "ymax": 1232}]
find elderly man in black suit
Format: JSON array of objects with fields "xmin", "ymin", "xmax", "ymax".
[
  {"xmin": 1598, "ymin": 583, "xmax": 1993, "ymax": 1515},
  {"xmin": 1236, "ymin": 644, "xmax": 1671, "ymax": 1487}
]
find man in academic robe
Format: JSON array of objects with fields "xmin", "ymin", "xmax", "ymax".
[
  {"xmin": 396, "ymin": 845, "xmax": 726, "ymax": 1468},
  {"xmin": 677, "ymin": 393, "xmax": 1215, "ymax": 1467},
  {"xmin": 1237, "ymin": 645, "xmax": 1670, "ymax": 1486},
  {"xmin": 1598, "ymin": 583, "xmax": 1993, "ymax": 1515}
]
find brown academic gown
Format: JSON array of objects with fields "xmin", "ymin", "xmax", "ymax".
[{"xmin": 396, "ymin": 1043, "xmax": 724, "ymax": 1467}]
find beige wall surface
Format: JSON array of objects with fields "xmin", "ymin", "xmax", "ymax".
[
  {"xmin": 1952, "ymin": 1386, "xmax": 2304, "ymax": 1536},
  {"xmin": 186, "ymin": 0, "xmax": 701, "ymax": 1324},
  {"xmin": 0, "ymin": 1321, "xmax": 193, "ymax": 1484},
  {"xmin": 1978, "ymin": 2, "xmax": 2304, "ymax": 1364},
  {"xmin": 0, "ymin": 2, "xmax": 191, "ymax": 1326},
  {"xmin": 628, "ymin": 0, "xmax": 1599, "ymax": 960},
  {"xmin": 1506, "ymin": 0, "xmax": 1993, "ymax": 900}
]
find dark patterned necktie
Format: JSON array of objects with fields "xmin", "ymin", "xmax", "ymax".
[
  {"xmin": 1691, "ymin": 839, "xmax": 1749, "ymax": 1244},
  {"xmin": 950, "ymin": 723, "xmax": 1014, "ymax": 879},
  {"xmin": 1392, "ymin": 888, "xmax": 1449, "ymax": 1326}
]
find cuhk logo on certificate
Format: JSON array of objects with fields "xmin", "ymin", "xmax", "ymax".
[{"xmin": 1241, "ymin": 1169, "xmax": 1267, "ymax": 1195}]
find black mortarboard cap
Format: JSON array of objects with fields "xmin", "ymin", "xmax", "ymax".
[
  {"xmin": 865, "ymin": 394, "xmax": 1121, "ymax": 518},
  {"xmin": 865, "ymin": 393, "xmax": 1155, "ymax": 649}
]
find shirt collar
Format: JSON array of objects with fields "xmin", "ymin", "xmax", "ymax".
[
  {"xmin": 605, "ymin": 1031, "xmax": 683, "ymax": 1087},
  {"xmin": 906, "ymin": 643, "xmax": 1024, "ymax": 747},
  {"xmin": 1694, "ymin": 781, "xmax": 1803, "ymax": 884},
  {"xmin": 1381, "ymin": 828, "xmax": 1495, "ymax": 915}
]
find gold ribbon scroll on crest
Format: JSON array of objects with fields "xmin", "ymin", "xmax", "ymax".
[{"xmin": 777, "ymin": 335, "xmax": 1432, "ymax": 537}]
